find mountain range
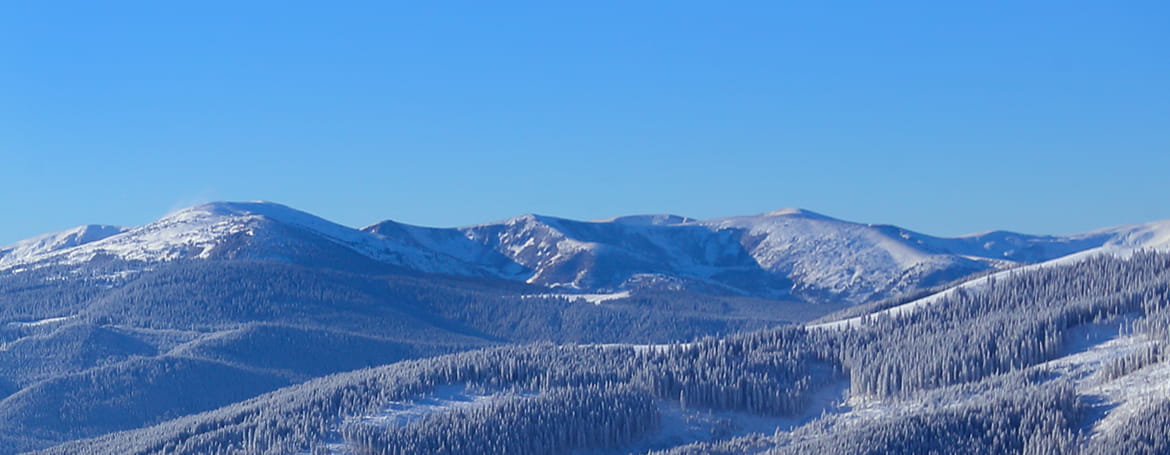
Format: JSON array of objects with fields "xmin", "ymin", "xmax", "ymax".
[
  {"xmin": 5, "ymin": 201, "xmax": 1167, "ymax": 305},
  {"xmin": 3, "ymin": 202, "xmax": 1170, "ymax": 454}
]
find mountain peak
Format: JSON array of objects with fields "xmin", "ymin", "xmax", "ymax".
[
  {"xmin": 160, "ymin": 201, "xmax": 343, "ymax": 231},
  {"xmin": 596, "ymin": 214, "xmax": 695, "ymax": 226},
  {"xmin": 0, "ymin": 224, "xmax": 128, "ymax": 265},
  {"xmin": 477, "ymin": 213, "xmax": 567, "ymax": 228},
  {"xmin": 761, "ymin": 208, "xmax": 835, "ymax": 220},
  {"xmin": 178, "ymin": 201, "xmax": 296, "ymax": 217}
]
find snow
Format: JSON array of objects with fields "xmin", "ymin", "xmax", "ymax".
[
  {"xmin": 699, "ymin": 211, "xmax": 958, "ymax": 303},
  {"xmin": 0, "ymin": 315, "xmax": 79, "ymax": 351},
  {"xmin": 525, "ymin": 291, "xmax": 632, "ymax": 305},
  {"xmin": 0, "ymin": 202, "xmax": 485, "ymax": 276},
  {"xmin": 615, "ymin": 384, "xmax": 849, "ymax": 455},
  {"xmin": 1087, "ymin": 348, "xmax": 1170, "ymax": 435},
  {"xmin": 319, "ymin": 385, "xmax": 523, "ymax": 454},
  {"xmin": 1019, "ymin": 319, "xmax": 1170, "ymax": 439},
  {"xmin": 0, "ymin": 204, "xmax": 259, "ymax": 270},
  {"xmin": 0, "ymin": 225, "xmax": 127, "ymax": 267},
  {"xmin": 578, "ymin": 291, "xmax": 632, "ymax": 304},
  {"xmin": 594, "ymin": 214, "xmax": 695, "ymax": 226},
  {"xmin": 810, "ymin": 220, "xmax": 1170, "ymax": 330},
  {"xmin": 805, "ymin": 309, "xmax": 1170, "ymax": 442},
  {"xmin": 6, "ymin": 315, "xmax": 76, "ymax": 327},
  {"xmin": 352, "ymin": 385, "xmax": 506, "ymax": 428}
]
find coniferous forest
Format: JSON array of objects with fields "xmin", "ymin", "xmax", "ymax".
[{"xmin": 6, "ymin": 250, "xmax": 1167, "ymax": 454}]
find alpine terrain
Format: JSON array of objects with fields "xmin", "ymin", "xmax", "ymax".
[{"xmin": 1, "ymin": 201, "xmax": 1169, "ymax": 454}]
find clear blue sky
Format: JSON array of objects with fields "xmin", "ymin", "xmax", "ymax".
[{"xmin": 2, "ymin": 1, "xmax": 1168, "ymax": 243}]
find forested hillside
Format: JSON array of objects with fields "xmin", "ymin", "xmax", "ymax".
[
  {"xmin": 0, "ymin": 255, "xmax": 814, "ymax": 453},
  {"xmin": 30, "ymin": 251, "xmax": 1170, "ymax": 455}
]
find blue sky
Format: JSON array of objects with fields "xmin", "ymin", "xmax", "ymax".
[{"xmin": 2, "ymin": 1, "xmax": 1168, "ymax": 243}]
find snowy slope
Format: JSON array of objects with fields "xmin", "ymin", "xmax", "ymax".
[
  {"xmin": 368, "ymin": 213, "xmax": 781, "ymax": 296},
  {"xmin": 0, "ymin": 225, "xmax": 127, "ymax": 268},
  {"xmin": 398, "ymin": 207, "xmax": 1130, "ymax": 303},
  {"xmin": 811, "ymin": 219, "xmax": 1170, "ymax": 329},
  {"xmin": 0, "ymin": 202, "xmax": 485, "ymax": 276},
  {"xmin": 696, "ymin": 209, "xmax": 992, "ymax": 302}
]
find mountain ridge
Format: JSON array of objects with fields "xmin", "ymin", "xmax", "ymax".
[{"xmin": 5, "ymin": 201, "xmax": 1170, "ymax": 304}]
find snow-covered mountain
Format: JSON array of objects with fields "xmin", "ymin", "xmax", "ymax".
[
  {"xmin": 4, "ymin": 201, "xmax": 1169, "ymax": 304},
  {"xmin": 0, "ymin": 202, "xmax": 486, "ymax": 276},
  {"xmin": 7, "ymin": 203, "xmax": 1170, "ymax": 455},
  {"xmin": 368, "ymin": 207, "xmax": 1169, "ymax": 303},
  {"xmin": 812, "ymin": 218, "xmax": 1170, "ymax": 330},
  {"xmin": 0, "ymin": 225, "xmax": 127, "ymax": 266}
]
